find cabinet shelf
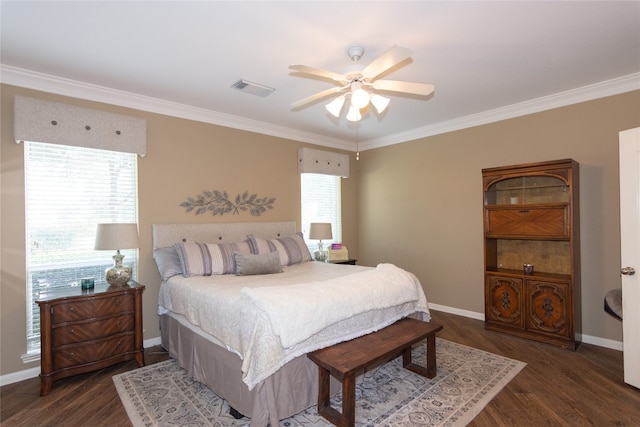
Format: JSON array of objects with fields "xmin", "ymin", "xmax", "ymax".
[
  {"xmin": 488, "ymin": 184, "xmax": 567, "ymax": 192},
  {"xmin": 485, "ymin": 267, "xmax": 570, "ymax": 282}
]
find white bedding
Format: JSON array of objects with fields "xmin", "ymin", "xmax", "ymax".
[{"xmin": 158, "ymin": 261, "xmax": 430, "ymax": 390}]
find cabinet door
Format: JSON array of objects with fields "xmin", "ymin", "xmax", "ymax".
[
  {"xmin": 526, "ymin": 279, "xmax": 571, "ymax": 338},
  {"xmin": 485, "ymin": 275, "xmax": 524, "ymax": 328}
]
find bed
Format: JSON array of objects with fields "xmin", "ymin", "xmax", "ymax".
[{"xmin": 153, "ymin": 221, "xmax": 430, "ymax": 426}]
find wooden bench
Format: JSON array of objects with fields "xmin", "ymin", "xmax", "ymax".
[{"xmin": 307, "ymin": 317, "xmax": 443, "ymax": 427}]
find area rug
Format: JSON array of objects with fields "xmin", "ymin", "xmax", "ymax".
[{"xmin": 113, "ymin": 338, "xmax": 525, "ymax": 426}]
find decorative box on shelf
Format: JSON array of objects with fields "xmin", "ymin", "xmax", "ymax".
[{"xmin": 328, "ymin": 244, "xmax": 349, "ymax": 261}]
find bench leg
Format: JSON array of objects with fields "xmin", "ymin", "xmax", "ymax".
[
  {"xmin": 402, "ymin": 332, "xmax": 438, "ymax": 379},
  {"xmin": 317, "ymin": 366, "xmax": 331, "ymax": 413},
  {"xmin": 341, "ymin": 374, "xmax": 356, "ymax": 426},
  {"xmin": 316, "ymin": 367, "xmax": 356, "ymax": 427}
]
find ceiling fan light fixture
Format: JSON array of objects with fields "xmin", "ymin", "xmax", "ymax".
[
  {"xmin": 346, "ymin": 104, "xmax": 362, "ymax": 122},
  {"xmin": 351, "ymin": 87, "xmax": 370, "ymax": 109},
  {"xmin": 325, "ymin": 95, "xmax": 345, "ymax": 117},
  {"xmin": 370, "ymin": 94, "xmax": 390, "ymax": 114}
]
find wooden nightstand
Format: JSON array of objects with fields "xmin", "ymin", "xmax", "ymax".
[
  {"xmin": 36, "ymin": 280, "xmax": 145, "ymax": 396},
  {"xmin": 328, "ymin": 259, "xmax": 357, "ymax": 265}
]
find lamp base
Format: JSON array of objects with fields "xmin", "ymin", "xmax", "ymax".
[
  {"xmin": 314, "ymin": 241, "xmax": 328, "ymax": 262},
  {"xmin": 105, "ymin": 252, "xmax": 132, "ymax": 286}
]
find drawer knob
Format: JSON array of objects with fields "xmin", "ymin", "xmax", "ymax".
[
  {"xmin": 117, "ymin": 341, "xmax": 122, "ymax": 347},
  {"xmin": 68, "ymin": 352, "xmax": 75, "ymax": 360},
  {"xmin": 115, "ymin": 300, "xmax": 121, "ymax": 306},
  {"xmin": 69, "ymin": 329, "xmax": 76, "ymax": 335},
  {"xmin": 68, "ymin": 307, "xmax": 75, "ymax": 312}
]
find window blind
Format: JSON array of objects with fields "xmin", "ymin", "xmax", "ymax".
[
  {"xmin": 24, "ymin": 141, "xmax": 138, "ymax": 352},
  {"xmin": 301, "ymin": 173, "xmax": 342, "ymax": 252}
]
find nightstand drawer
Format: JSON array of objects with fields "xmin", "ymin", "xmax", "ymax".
[
  {"xmin": 53, "ymin": 314, "xmax": 134, "ymax": 346},
  {"xmin": 52, "ymin": 293, "xmax": 135, "ymax": 324},
  {"xmin": 53, "ymin": 332, "xmax": 135, "ymax": 370}
]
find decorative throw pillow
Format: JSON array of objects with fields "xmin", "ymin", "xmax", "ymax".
[
  {"xmin": 206, "ymin": 240, "xmax": 253, "ymax": 275},
  {"xmin": 248, "ymin": 232, "xmax": 312, "ymax": 267},
  {"xmin": 174, "ymin": 242, "xmax": 212, "ymax": 276},
  {"xmin": 174, "ymin": 240, "xmax": 253, "ymax": 276},
  {"xmin": 234, "ymin": 251, "xmax": 282, "ymax": 276},
  {"xmin": 153, "ymin": 246, "xmax": 184, "ymax": 281}
]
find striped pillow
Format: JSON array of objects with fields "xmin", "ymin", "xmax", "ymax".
[
  {"xmin": 174, "ymin": 240, "xmax": 253, "ymax": 276},
  {"xmin": 248, "ymin": 232, "xmax": 312, "ymax": 266}
]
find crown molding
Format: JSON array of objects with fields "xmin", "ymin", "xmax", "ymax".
[
  {"xmin": 0, "ymin": 65, "xmax": 352, "ymax": 151},
  {"xmin": 359, "ymin": 73, "xmax": 640, "ymax": 151},
  {"xmin": 2, "ymin": 64, "xmax": 638, "ymax": 153}
]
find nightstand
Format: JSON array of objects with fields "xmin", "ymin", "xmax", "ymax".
[
  {"xmin": 328, "ymin": 259, "xmax": 357, "ymax": 265},
  {"xmin": 36, "ymin": 280, "xmax": 145, "ymax": 396}
]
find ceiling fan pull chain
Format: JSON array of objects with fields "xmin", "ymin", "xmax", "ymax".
[{"xmin": 356, "ymin": 123, "xmax": 360, "ymax": 161}]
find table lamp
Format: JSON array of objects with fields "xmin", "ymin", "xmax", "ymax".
[
  {"xmin": 309, "ymin": 222, "xmax": 332, "ymax": 262},
  {"xmin": 94, "ymin": 223, "xmax": 139, "ymax": 286}
]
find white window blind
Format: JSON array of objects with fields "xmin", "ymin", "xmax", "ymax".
[
  {"xmin": 24, "ymin": 141, "xmax": 138, "ymax": 352},
  {"xmin": 301, "ymin": 173, "xmax": 342, "ymax": 252}
]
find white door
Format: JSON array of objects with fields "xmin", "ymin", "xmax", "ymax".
[{"xmin": 619, "ymin": 127, "xmax": 640, "ymax": 388}]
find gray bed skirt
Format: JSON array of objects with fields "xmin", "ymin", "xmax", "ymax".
[{"xmin": 159, "ymin": 313, "xmax": 340, "ymax": 426}]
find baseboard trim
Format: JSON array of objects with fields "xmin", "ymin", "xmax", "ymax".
[
  {"xmin": 579, "ymin": 334, "xmax": 623, "ymax": 351},
  {"xmin": 0, "ymin": 337, "xmax": 164, "ymax": 387},
  {"xmin": 429, "ymin": 303, "xmax": 623, "ymax": 352},
  {"xmin": 428, "ymin": 303, "xmax": 485, "ymax": 321}
]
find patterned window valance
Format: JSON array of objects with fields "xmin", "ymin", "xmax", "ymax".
[
  {"xmin": 298, "ymin": 147, "xmax": 349, "ymax": 178},
  {"xmin": 13, "ymin": 96, "xmax": 147, "ymax": 156}
]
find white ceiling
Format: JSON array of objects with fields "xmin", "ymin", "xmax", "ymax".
[{"xmin": 1, "ymin": 1, "xmax": 639, "ymax": 152}]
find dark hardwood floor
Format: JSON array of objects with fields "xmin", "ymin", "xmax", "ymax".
[{"xmin": 1, "ymin": 310, "xmax": 639, "ymax": 426}]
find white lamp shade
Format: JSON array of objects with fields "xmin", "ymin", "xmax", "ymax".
[
  {"xmin": 309, "ymin": 222, "xmax": 332, "ymax": 240},
  {"xmin": 351, "ymin": 87, "xmax": 370, "ymax": 109},
  {"xmin": 95, "ymin": 223, "xmax": 139, "ymax": 250},
  {"xmin": 370, "ymin": 94, "xmax": 390, "ymax": 114},
  {"xmin": 325, "ymin": 95, "xmax": 346, "ymax": 117},
  {"xmin": 346, "ymin": 104, "xmax": 362, "ymax": 122}
]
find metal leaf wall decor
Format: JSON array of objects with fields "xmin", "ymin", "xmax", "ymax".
[{"xmin": 180, "ymin": 190, "xmax": 276, "ymax": 216}]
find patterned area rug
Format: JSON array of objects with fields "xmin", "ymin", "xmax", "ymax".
[{"xmin": 113, "ymin": 338, "xmax": 525, "ymax": 426}]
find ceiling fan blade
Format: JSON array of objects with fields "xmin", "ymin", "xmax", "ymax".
[
  {"xmin": 371, "ymin": 80, "xmax": 435, "ymax": 97},
  {"xmin": 291, "ymin": 86, "xmax": 347, "ymax": 109},
  {"xmin": 362, "ymin": 45, "xmax": 412, "ymax": 80},
  {"xmin": 289, "ymin": 65, "xmax": 347, "ymax": 83}
]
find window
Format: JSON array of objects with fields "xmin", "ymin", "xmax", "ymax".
[
  {"xmin": 301, "ymin": 173, "xmax": 342, "ymax": 253},
  {"xmin": 24, "ymin": 141, "xmax": 138, "ymax": 353}
]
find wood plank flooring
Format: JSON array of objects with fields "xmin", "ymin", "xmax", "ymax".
[{"xmin": 1, "ymin": 310, "xmax": 639, "ymax": 426}]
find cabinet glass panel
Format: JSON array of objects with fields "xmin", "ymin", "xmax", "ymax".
[{"xmin": 485, "ymin": 176, "xmax": 569, "ymax": 205}]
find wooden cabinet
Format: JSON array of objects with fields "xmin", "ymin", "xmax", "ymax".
[
  {"xmin": 482, "ymin": 159, "xmax": 580, "ymax": 350},
  {"xmin": 36, "ymin": 281, "xmax": 145, "ymax": 395}
]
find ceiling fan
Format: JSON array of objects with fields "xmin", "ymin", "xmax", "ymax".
[{"xmin": 289, "ymin": 45, "xmax": 435, "ymax": 122}]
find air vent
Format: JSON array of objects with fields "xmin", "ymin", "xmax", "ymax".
[{"xmin": 231, "ymin": 79, "xmax": 275, "ymax": 97}]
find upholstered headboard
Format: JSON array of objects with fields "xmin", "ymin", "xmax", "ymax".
[{"xmin": 152, "ymin": 221, "xmax": 297, "ymax": 249}]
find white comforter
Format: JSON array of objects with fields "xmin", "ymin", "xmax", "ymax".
[{"xmin": 158, "ymin": 261, "xmax": 430, "ymax": 390}]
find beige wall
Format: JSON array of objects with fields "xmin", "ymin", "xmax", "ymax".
[
  {"xmin": 358, "ymin": 90, "xmax": 640, "ymax": 344},
  {"xmin": 1, "ymin": 83, "xmax": 638, "ymax": 379},
  {"xmin": 0, "ymin": 84, "xmax": 359, "ymax": 376}
]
